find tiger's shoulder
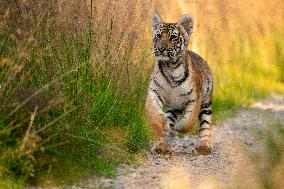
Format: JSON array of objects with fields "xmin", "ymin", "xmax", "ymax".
[
  {"xmin": 187, "ymin": 51, "xmax": 209, "ymax": 68},
  {"xmin": 186, "ymin": 51, "xmax": 212, "ymax": 77}
]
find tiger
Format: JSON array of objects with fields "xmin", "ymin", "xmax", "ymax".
[{"xmin": 145, "ymin": 13, "xmax": 213, "ymax": 155}]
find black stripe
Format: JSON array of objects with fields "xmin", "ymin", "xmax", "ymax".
[
  {"xmin": 180, "ymin": 88, "xmax": 193, "ymax": 96},
  {"xmin": 169, "ymin": 24, "xmax": 176, "ymax": 29},
  {"xmin": 199, "ymin": 127, "xmax": 210, "ymax": 132},
  {"xmin": 167, "ymin": 116, "xmax": 175, "ymax": 123},
  {"xmin": 171, "ymin": 66, "xmax": 189, "ymax": 86},
  {"xmin": 185, "ymin": 109, "xmax": 192, "ymax": 113},
  {"xmin": 150, "ymin": 88, "xmax": 164, "ymax": 105},
  {"xmin": 167, "ymin": 109, "xmax": 177, "ymax": 119},
  {"xmin": 171, "ymin": 61, "xmax": 183, "ymax": 69},
  {"xmin": 153, "ymin": 79, "xmax": 165, "ymax": 91},
  {"xmin": 201, "ymin": 102, "xmax": 211, "ymax": 109},
  {"xmin": 169, "ymin": 123, "xmax": 174, "ymax": 127},
  {"xmin": 198, "ymin": 110, "xmax": 212, "ymax": 119},
  {"xmin": 158, "ymin": 61, "xmax": 189, "ymax": 88},
  {"xmin": 174, "ymin": 109, "xmax": 183, "ymax": 114},
  {"xmin": 154, "ymin": 99, "xmax": 162, "ymax": 109},
  {"xmin": 158, "ymin": 62, "xmax": 171, "ymax": 86},
  {"xmin": 200, "ymin": 120, "xmax": 210, "ymax": 126},
  {"xmin": 182, "ymin": 98, "xmax": 196, "ymax": 107},
  {"xmin": 200, "ymin": 134, "xmax": 211, "ymax": 137}
]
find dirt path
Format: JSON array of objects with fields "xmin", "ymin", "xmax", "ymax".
[{"xmin": 80, "ymin": 95, "xmax": 284, "ymax": 189}]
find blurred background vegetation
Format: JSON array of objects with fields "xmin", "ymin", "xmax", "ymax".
[{"xmin": 0, "ymin": 0, "xmax": 284, "ymax": 188}]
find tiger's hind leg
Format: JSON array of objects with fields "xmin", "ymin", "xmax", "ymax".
[{"xmin": 195, "ymin": 101, "xmax": 213, "ymax": 155}]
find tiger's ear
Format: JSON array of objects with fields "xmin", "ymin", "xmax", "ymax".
[
  {"xmin": 152, "ymin": 13, "xmax": 162, "ymax": 34},
  {"xmin": 178, "ymin": 14, "xmax": 194, "ymax": 35}
]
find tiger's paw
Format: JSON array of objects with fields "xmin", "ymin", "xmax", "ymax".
[
  {"xmin": 153, "ymin": 141, "xmax": 172, "ymax": 155},
  {"xmin": 195, "ymin": 139, "xmax": 213, "ymax": 155}
]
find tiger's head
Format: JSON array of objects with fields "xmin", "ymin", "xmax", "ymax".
[{"xmin": 151, "ymin": 13, "xmax": 194, "ymax": 62}]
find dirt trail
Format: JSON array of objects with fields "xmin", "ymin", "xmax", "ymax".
[{"xmin": 81, "ymin": 95, "xmax": 284, "ymax": 189}]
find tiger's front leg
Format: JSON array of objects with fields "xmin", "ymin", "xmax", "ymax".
[{"xmin": 145, "ymin": 91, "xmax": 174, "ymax": 154}]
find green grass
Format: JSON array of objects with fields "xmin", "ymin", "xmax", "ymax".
[
  {"xmin": 210, "ymin": 34, "xmax": 284, "ymax": 121},
  {"xmin": 274, "ymin": 34, "xmax": 284, "ymax": 82},
  {"xmin": 0, "ymin": 28, "xmax": 150, "ymax": 187},
  {"xmin": 251, "ymin": 122, "xmax": 284, "ymax": 189},
  {"xmin": 0, "ymin": 177, "xmax": 25, "ymax": 189}
]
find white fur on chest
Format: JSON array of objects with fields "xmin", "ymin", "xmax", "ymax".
[
  {"xmin": 171, "ymin": 64, "xmax": 186, "ymax": 80},
  {"xmin": 166, "ymin": 82, "xmax": 194, "ymax": 109},
  {"xmin": 151, "ymin": 70, "xmax": 195, "ymax": 110}
]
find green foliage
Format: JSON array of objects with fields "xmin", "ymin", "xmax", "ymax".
[
  {"xmin": 274, "ymin": 34, "xmax": 284, "ymax": 82},
  {"xmin": 0, "ymin": 177, "xmax": 25, "ymax": 189},
  {"xmin": 0, "ymin": 28, "xmax": 150, "ymax": 185},
  {"xmin": 127, "ymin": 119, "xmax": 150, "ymax": 152},
  {"xmin": 210, "ymin": 34, "xmax": 284, "ymax": 121},
  {"xmin": 0, "ymin": 1, "xmax": 152, "ymax": 185}
]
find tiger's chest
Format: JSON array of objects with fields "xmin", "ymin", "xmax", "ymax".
[
  {"xmin": 151, "ymin": 64, "xmax": 195, "ymax": 110},
  {"xmin": 163, "ymin": 81, "xmax": 194, "ymax": 110}
]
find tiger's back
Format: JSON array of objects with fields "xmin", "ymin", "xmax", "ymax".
[{"xmin": 188, "ymin": 51, "xmax": 213, "ymax": 104}]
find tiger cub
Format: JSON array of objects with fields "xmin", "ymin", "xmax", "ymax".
[{"xmin": 145, "ymin": 13, "xmax": 213, "ymax": 155}]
